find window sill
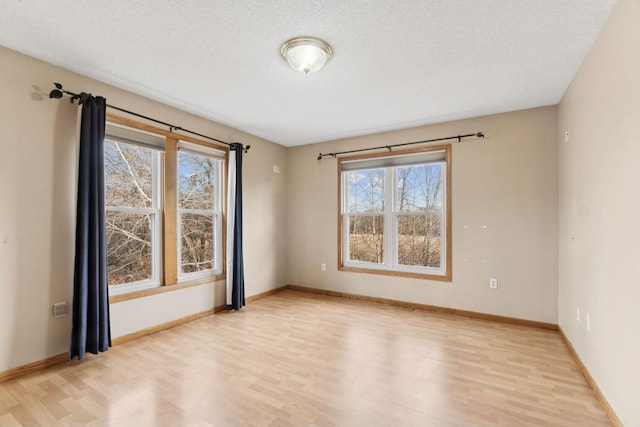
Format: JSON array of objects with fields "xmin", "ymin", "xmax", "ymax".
[
  {"xmin": 339, "ymin": 265, "xmax": 451, "ymax": 282},
  {"xmin": 109, "ymin": 274, "xmax": 226, "ymax": 304}
]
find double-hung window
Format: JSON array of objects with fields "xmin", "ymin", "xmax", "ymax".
[
  {"xmin": 339, "ymin": 145, "xmax": 451, "ymax": 281},
  {"xmin": 104, "ymin": 125, "xmax": 164, "ymax": 295},
  {"xmin": 177, "ymin": 143, "xmax": 224, "ymax": 280},
  {"xmin": 104, "ymin": 121, "xmax": 226, "ymax": 297}
]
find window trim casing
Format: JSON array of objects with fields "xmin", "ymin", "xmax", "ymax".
[{"xmin": 337, "ymin": 144, "xmax": 452, "ymax": 282}]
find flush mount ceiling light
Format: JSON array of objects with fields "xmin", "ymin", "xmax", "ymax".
[{"xmin": 280, "ymin": 37, "xmax": 333, "ymax": 74}]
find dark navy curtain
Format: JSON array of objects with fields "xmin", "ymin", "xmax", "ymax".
[
  {"xmin": 69, "ymin": 94, "xmax": 111, "ymax": 360},
  {"xmin": 229, "ymin": 143, "xmax": 245, "ymax": 310}
]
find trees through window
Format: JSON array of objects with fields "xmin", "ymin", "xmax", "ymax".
[
  {"xmin": 105, "ymin": 138, "xmax": 161, "ymax": 290},
  {"xmin": 178, "ymin": 148, "xmax": 222, "ymax": 278},
  {"xmin": 339, "ymin": 146, "xmax": 451, "ymax": 280},
  {"xmin": 104, "ymin": 123, "xmax": 225, "ymax": 295}
]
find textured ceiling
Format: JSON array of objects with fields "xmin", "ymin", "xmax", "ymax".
[{"xmin": 0, "ymin": 1, "xmax": 616, "ymax": 146}]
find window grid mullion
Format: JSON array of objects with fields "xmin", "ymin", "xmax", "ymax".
[
  {"xmin": 106, "ymin": 206, "xmax": 159, "ymax": 214},
  {"xmin": 439, "ymin": 164, "xmax": 446, "ymax": 272},
  {"xmin": 385, "ymin": 168, "xmax": 395, "ymax": 270},
  {"xmin": 342, "ymin": 211, "xmax": 384, "ymax": 217},
  {"xmin": 342, "ymin": 174, "xmax": 350, "ymax": 263},
  {"xmin": 179, "ymin": 208, "xmax": 217, "ymax": 215},
  {"xmin": 152, "ymin": 150, "xmax": 162, "ymax": 286}
]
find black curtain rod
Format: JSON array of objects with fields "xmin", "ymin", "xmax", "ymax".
[
  {"xmin": 317, "ymin": 132, "xmax": 484, "ymax": 160},
  {"xmin": 49, "ymin": 83, "xmax": 250, "ymax": 152}
]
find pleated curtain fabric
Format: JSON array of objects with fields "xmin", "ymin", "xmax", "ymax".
[
  {"xmin": 226, "ymin": 143, "xmax": 246, "ymax": 310},
  {"xmin": 69, "ymin": 94, "xmax": 111, "ymax": 360}
]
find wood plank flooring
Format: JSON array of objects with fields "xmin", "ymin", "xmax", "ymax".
[{"xmin": 0, "ymin": 290, "xmax": 611, "ymax": 426}]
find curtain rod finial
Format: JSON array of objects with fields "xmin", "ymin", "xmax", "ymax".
[
  {"xmin": 477, "ymin": 132, "xmax": 485, "ymax": 138},
  {"xmin": 49, "ymin": 89, "xmax": 63, "ymax": 99}
]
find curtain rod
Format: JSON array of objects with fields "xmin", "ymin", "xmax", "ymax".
[
  {"xmin": 49, "ymin": 83, "xmax": 250, "ymax": 152},
  {"xmin": 316, "ymin": 132, "xmax": 484, "ymax": 160}
]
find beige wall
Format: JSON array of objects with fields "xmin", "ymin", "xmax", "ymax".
[
  {"xmin": 0, "ymin": 45, "xmax": 287, "ymax": 373},
  {"xmin": 558, "ymin": 0, "xmax": 640, "ymax": 424},
  {"xmin": 286, "ymin": 106, "xmax": 559, "ymax": 323}
]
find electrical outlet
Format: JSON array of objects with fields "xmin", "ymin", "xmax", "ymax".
[
  {"xmin": 489, "ymin": 278, "xmax": 498, "ymax": 289},
  {"xmin": 53, "ymin": 301, "xmax": 69, "ymax": 318},
  {"xmin": 321, "ymin": 263, "xmax": 326, "ymax": 272},
  {"xmin": 576, "ymin": 307, "xmax": 580, "ymax": 322},
  {"xmin": 586, "ymin": 314, "xmax": 591, "ymax": 332}
]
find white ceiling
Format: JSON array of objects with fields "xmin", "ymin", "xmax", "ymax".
[{"xmin": 0, "ymin": 1, "xmax": 616, "ymax": 147}]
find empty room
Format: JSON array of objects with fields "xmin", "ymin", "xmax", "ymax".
[{"xmin": 0, "ymin": 0, "xmax": 638, "ymax": 426}]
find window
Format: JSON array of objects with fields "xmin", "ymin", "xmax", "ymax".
[
  {"xmin": 105, "ymin": 133, "xmax": 162, "ymax": 294},
  {"xmin": 105, "ymin": 122, "xmax": 225, "ymax": 296},
  {"xmin": 178, "ymin": 144, "xmax": 223, "ymax": 279},
  {"xmin": 339, "ymin": 145, "xmax": 451, "ymax": 281}
]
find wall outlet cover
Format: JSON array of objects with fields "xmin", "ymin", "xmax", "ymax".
[{"xmin": 53, "ymin": 301, "xmax": 69, "ymax": 318}]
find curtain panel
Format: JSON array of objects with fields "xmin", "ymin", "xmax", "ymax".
[
  {"xmin": 226, "ymin": 143, "xmax": 245, "ymax": 310},
  {"xmin": 69, "ymin": 94, "xmax": 111, "ymax": 360}
]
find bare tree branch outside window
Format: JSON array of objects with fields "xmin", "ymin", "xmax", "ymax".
[
  {"xmin": 347, "ymin": 169, "xmax": 385, "ymax": 263},
  {"xmin": 105, "ymin": 138, "xmax": 223, "ymax": 288},
  {"xmin": 178, "ymin": 150, "xmax": 218, "ymax": 274},
  {"xmin": 105, "ymin": 140, "xmax": 155, "ymax": 285},
  {"xmin": 344, "ymin": 162, "xmax": 444, "ymax": 269},
  {"xmin": 396, "ymin": 164, "xmax": 443, "ymax": 268}
]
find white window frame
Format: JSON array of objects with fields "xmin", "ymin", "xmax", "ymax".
[
  {"xmin": 177, "ymin": 142, "xmax": 225, "ymax": 281},
  {"xmin": 104, "ymin": 130, "xmax": 164, "ymax": 296},
  {"xmin": 392, "ymin": 164, "xmax": 446, "ymax": 275},
  {"xmin": 339, "ymin": 146, "xmax": 451, "ymax": 281}
]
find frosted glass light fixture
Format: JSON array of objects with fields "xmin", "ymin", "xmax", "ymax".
[{"xmin": 280, "ymin": 37, "xmax": 333, "ymax": 74}]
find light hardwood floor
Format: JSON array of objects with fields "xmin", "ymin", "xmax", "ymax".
[{"xmin": 0, "ymin": 290, "xmax": 611, "ymax": 426}]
